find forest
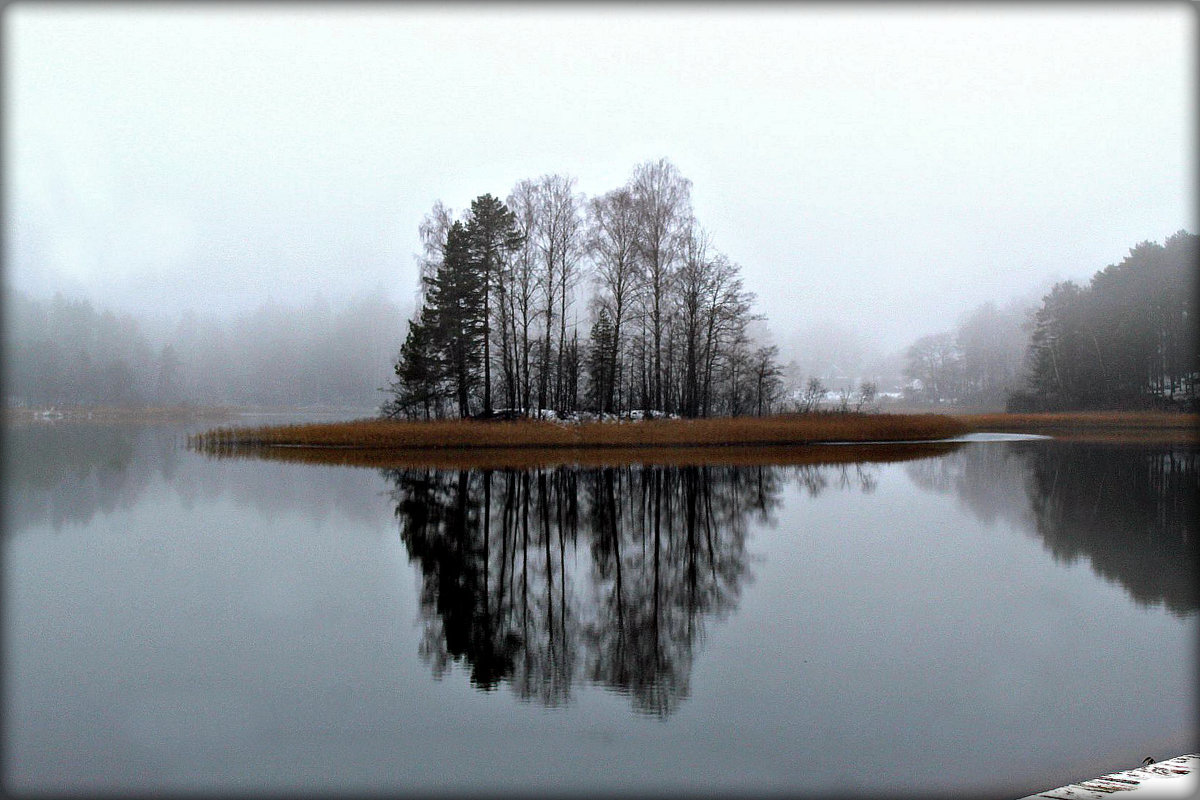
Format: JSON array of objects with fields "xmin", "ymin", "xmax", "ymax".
[
  {"xmin": 901, "ymin": 230, "xmax": 1197, "ymax": 412},
  {"xmin": 5, "ymin": 157, "xmax": 1194, "ymax": 417},
  {"xmin": 383, "ymin": 159, "xmax": 783, "ymax": 420},
  {"xmin": 1008, "ymin": 230, "xmax": 1196, "ymax": 411},
  {"xmin": 4, "ymin": 288, "xmax": 406, "ymax": 409}
]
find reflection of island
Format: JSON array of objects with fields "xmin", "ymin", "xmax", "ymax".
[
  {"xmin": 388, "ymin": 463, "xmax": 886, "ymax": 716},
  {"xmin": 908, "ymin": 441, "xmax": 1198, "ymax": 616}
]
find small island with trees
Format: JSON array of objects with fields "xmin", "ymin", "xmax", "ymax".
[{"xmin": 190, "ymin": 159, "xmax": 1197, "ymax": 464}]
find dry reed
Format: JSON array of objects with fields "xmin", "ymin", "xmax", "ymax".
[
  {"xmin": 195, "ymin": 439, "xmax": 964, "ymax": 471},
  {"xmin": 191, "ymin": 412, "xmax": 971, "ymax": 453}
]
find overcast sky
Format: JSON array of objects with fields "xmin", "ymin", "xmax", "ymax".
[{"xmin": 5, "ymin": 2, "xmax": 1194, "ymax": 352}]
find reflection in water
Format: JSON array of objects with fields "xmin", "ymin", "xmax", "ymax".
[
  {"xmin": 385, "ymin": 463, "xmax": 879, "ymax": 715},
  {"xmin": 2, "ymin": 422, "xmax": 390, "ymax": 535},
  {"xmin": 908, "ymin": 441, "xmax": 1198, "ymax": 616},
  {"xmin": 3, "ymin": 423, "xmax": 158, "ymax": 532}
]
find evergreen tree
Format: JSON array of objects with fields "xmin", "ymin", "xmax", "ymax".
[
  {"xmin": 465, "ymin": 194, "xmax": 524, "ymax": 417},
  {"xmin": 386, "ymin": 311, "xmax": 442, "ymax": 419},
  {"xmin": 586, "ymin": 308, "xmax": 617, "ymax": 413},
  {"xmin": 426, "ymin": 221, "xmax": 487, "ymax": 417}
]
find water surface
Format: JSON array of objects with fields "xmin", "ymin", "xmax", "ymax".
[{"xmin": 3, "ymin": 421, "xmax": 1195, "ymax": 797}]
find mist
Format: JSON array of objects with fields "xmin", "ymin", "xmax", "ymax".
[
  {"xmin": 4, "ymin": 4, "xmax": 1194, "ymax": 410},
  {"xmin": 5, "ymin": 288, "xmax": 411, "ymax": 409}
]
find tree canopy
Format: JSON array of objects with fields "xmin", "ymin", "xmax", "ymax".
[{"xmin": 385, "ymin": 160, "xmax": 780, "ymax": 420}]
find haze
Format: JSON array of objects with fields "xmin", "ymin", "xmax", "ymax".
[{"xmin": 5, "ymin": 2, "xmax": 1194, "ymax": 359}]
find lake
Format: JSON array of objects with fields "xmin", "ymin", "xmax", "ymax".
[{"xmin": 3, "ymin": 419, "xmax": 1195, "ymax": 797}]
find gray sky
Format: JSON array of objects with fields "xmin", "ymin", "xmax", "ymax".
[{"xmin": 5, "ymin": 2, "xmax": 1194, "ymax": 352}]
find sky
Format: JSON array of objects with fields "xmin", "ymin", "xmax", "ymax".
[{"xmin": 5, "ymin": 2, "xmax": 1195, "ymax": 354}]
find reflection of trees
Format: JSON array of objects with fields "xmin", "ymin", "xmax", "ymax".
[
  {"xmin": 908, "ymin": 442, "xmax": 1198, "ymax": 615},
  {"xmin": 791, "ymin": 462, "xmax": 881, "ymax": 497},
  {"xmin": 3, "ymin": 423, "xmax": 147, "ymax": 531},
  {"xmin": 4, "ymin": 422, "xmax": 390, "ymax": 535},
  {"xmin": 386, "ymin": 464, "xmax": 798, "ymax": 716},
  {"xmin": 1024, "ymin": 443, "xmax": 1197, "ymax": 615}
]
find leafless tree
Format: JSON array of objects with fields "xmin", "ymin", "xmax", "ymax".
[
  {"xmin": 631, "ymin": 158, "xmax": 692, "ymax": 412},
  {"xmin": 587, "ymin": 187, "xmax": 642, "ymax": 415},
  {"xmin": 415, "ymin": 200, "xmax": 455, "ymax": 301}
]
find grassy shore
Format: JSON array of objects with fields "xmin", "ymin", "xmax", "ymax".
[
  {"xmin": 200, "ymin": 439, "xmax": 966, "ymax": 470},
  {"xmin": 192, "ymin": 412, "xmax": 971, "ymax": 450},
  {"xmin": 188, "ymin": 410, "xmax": 1196, "ymax": 469}
]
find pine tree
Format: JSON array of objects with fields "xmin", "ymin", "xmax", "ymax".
[
  {"xmin": 426, "ymin": 221, "xmax": 486, "ymax": 417},
  {"xmin": 465, "ymin": 194, "xmax": 524, "ymax": 417},
  {"xmin": 586, "ymin": 309, "xmax": 616, "ymax": 413}
]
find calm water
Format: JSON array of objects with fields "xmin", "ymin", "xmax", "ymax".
[{"xmin": 3, "ymin": 421, "xmax": 1196, "ymax": 797}]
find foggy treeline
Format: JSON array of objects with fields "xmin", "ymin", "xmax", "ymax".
[
  {"xmin": 4, "ymin": 289, "xmax": 407, "ymax": 408},
  {"xmin": 6, "ymin": 211, "xmax": 1192, "ymax": 415},
  {"xmin": 901, "ymin": 299, "xmax": 1029, "ymax": 408},
  {"xmin": 1010, "ymin": 231, "xmax": 1197, "ymax": 410},
  {"xmin": 384, "ymin": 159, "xmax": 783, "ymax": 420},
  {"xmin": 900, "ymin": 230, "xmax": 1198, "ymax": 411}
]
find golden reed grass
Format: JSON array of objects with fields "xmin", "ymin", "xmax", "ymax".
[
  {"xmin": 192, "ymin": 413, "xmax": 970, "ymax": 451},
  {"xmin": 197, "ymin": 440, "xmax": 965, "ymax": 471},
  {"xmin": 189, "ymin": 411, "xmax": 1196, "ymax": 469}
]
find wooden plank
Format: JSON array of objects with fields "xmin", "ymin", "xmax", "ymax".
[{"xmin": 1020, "ymin": 754, "xmax": 1198, "ymax": 799}]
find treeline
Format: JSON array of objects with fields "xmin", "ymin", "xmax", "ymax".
[
  {"xmin": 384, "ymin": 159, "xmax": 783, "ymax": 420},
  {"xmin": 1010, "ymin": 230, "xmax": 1197, "ymax": 411},
  {"xmin": 902, "ymin": 299, "xmax": 1030, "ymax": 408},
  {"xmin": 900, "ymin": 230, "xmax": 1197, "ymax": 411},
  {"xmin": 5, "ymin": 289, "xmax": 407, "ymax": 408}
]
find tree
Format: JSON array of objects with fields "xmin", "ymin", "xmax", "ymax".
[
  {"xmin": 506, "ymin": 180, "xmax": 543, "ymax": 414},
  {"xmin": 385, "ymin": 310, "xmax": 443, "ymax": 419},
  {"xmin": 750, "ymin": 345, "xmax": 783, "ymax": 416},
  {"xmin": 416, "ymin": 201, "xmax": 455, "ymax": 300},
  {"xmin": 386, "ymin": 161, "xmax": 780, "ymax": 420},
  {"xmin": 586, "ymin": 307, "xmax": 617, "ymax": 413},
  {"xmin": 465, "ymin": 194, "xmax": 524, "ymax": 417},
  {"xmin": 904, "ymin": 332, "xmax": 961, "ymax": 404},
  {"xmin": 631, "ymin": 159, "xmax": 692, "ymax": 412},
  {"xmin": 426, "ymin": 221, "xmax": 486, "ymax": 417},
  {"xmin": 588, "ymin": 187, "xmax": 642, "ymax": 415},
  {"xmin": 1008, "ymin": 231, "xmax": 1198, "ymax": 411},
  {"xmin": 533, "ymin": 174, "xmax": 585, "ymax": 412}
]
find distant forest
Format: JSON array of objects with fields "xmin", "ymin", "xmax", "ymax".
[
  {"xmin": 385, "ymin": 159, "xmax": 783, "ymax": 420},
  {"xmin": 1009, "ymin": 231, "xmax": 1196, "ymax": 411},
  {"xmin": 898, "ymin": 230, "xmax": 1196, "ymax": 411},
  {"xmin": 4, "ymin": 289, "xmax": 406, "ymax": 408},
  {"xmin": 5, "ymin": 169, "xmax": 1193, "ymax": 416}
]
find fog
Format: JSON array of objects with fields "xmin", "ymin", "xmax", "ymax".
[{"xmin": 4, "ymin": 3, "xmax": 1194, "ymax": 401}]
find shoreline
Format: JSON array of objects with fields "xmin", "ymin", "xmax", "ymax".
[
  {"xmin": 186, "ymin": 410, "xmax": 1198, "ymax": 469},
  {"xmin": 189, "ymin": 413, "xmax": 973, "ymax": 450}
]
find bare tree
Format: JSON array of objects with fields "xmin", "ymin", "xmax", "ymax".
[
  {"xmin": 631, "ymin": 158, "xmax": 692, "ymax": 412},
  {"xmin": 675, "ymin": 224, "xmax": 713, "ymax": 417},
  {"xmin": 415, "ymin": 200, "xmax": 455, "ymax": 301},
  {"xmin": 587, "ymin": 187, "xmax": 642, "ymax": 415},
  {"xmin": 700, "ymin": 254, "xmax": 754, "ymax": 418},
  {"xmin": 533, "ymin": 174, "xmax": 586, "ymax": 412},
  {"xmin": 507, "ymin": 180, "xmax": 543, "ymax": 414}
]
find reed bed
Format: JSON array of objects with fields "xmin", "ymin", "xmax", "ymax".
[
  {"xmin": 195, "ymin": 439, "xmax": 964, "ymax": 471},
  {"xmin": 191, "ymin": 412, "xmax": 972, "ymax": 454}
]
